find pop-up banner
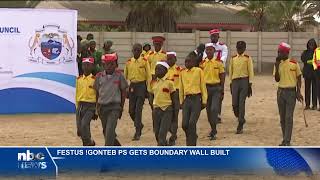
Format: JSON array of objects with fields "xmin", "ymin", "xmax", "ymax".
[{"xmin": 0, "ymin": 9, "xmax": 78, "ymax": 114}]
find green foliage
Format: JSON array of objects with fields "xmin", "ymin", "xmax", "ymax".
[
  {"xmin": 78, "ymin": 23, "xmax": 124, "ymax": 32},
  {"xmin": 113, "ymin": 0, "xmax": 195, "ymax": 32},
  {"xmin": 237, "ymin": 0, "xmax": 318, "ymax": 32},
  {"xmin": 0, "ymin": 0, "xmax": 40, "ymax": 8}
]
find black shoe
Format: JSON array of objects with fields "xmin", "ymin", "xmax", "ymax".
[
  {"xmin": 132, "ymin": 133, "xmax": 141, "ymax": 141},
  {"xmin": 83, "ymin": 140, "xmax": 95, "ymax": 146},
  {"xmin": 311, "ymin": 106, "xmax": 317, "ymax": 110},
  {"xmin": 210, "ymin": 135, "xmax": 217, "ymax": 140},
  {"xmin": 318, "ymin": 108, "xmax": 320, "ymax": 111},
  {"xmin": 236, "ymin": 124, "xmax": 244, "ymax": 134},
  {"xmin": 304, "ymin": 106, "xmax": 310, "ymax": 110},
  {"xmin": 236, "ymin": 129, "xmax": 243, "ymax": 134},
  {"xmin": 279, "ymin": 142, "xmax": 290, "ymax": 146},
  {"xmin": 168, "ymin": 135, "xmax": 177, "ymax": 146}
]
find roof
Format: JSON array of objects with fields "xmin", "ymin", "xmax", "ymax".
[{"xmin": 35, "ymin": 1, "xmax": 250, "ymax": 25}]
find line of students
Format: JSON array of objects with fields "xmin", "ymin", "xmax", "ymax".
[{"xmin": 75, "ymin": 35, "xmax": 256, "ymax": 146}]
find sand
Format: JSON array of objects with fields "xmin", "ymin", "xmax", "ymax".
[{"xmin": 0, "ymin": 75, "xmax": 319, "ymax": 180}]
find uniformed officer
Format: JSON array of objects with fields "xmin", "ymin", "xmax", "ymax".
[
  {"xmin": 313, "ymin": 45, "xmax": 320, "ymax": 111},
  {"xmin": 274, "ymin": 42, "xmax": 303, "ymax": 146},
  {"xmin": 147, "ymin": 36, "xmax": 167, "ymax": 109},
  {"xmin": 150, "ymin": 61, "xmax": 177, "ymax": 146},
  {"xmin": 75, "ymin": 57, "xmax": 97, "ymax": 146},
  {"xmin": 124, "ymin": 43, "xmax": 151, "ymax": 141},
  {"xmin": 229, "ymin": 41, "xmax": 254, "ymax": 134},
  {"xmin": 166, "ymin": 52, "xmax": 181, "ymax": 146},
  {"xmin": 179, "ymin": 53, "xmax": 207, "ymax": 146},
  {"xmin": 94, "ymin": 53, "xmax": 128, "ymax": 146},
  {"xmin": 301, "ymin": 39, "xmax": 317, "ymax": 110},
  {"xmin": 200, "ymin": 43, "xmax": 225, "ymax": 140},
  {"xmin": 203, "ymin": 29, "xmax": 228, "ymax": 123}
]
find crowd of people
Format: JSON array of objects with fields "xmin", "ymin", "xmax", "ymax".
[{"xmin": 75, "ymin": 29, "xmax": 320, "ymax": 147}]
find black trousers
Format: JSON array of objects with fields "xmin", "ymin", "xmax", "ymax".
[
  {"xmin": 304, "ymin": 72, "xmax": 317, "ymax": 107},
  {"xmin": 128, "ymin": 81, "xmax": 146, "ymax": 132}
]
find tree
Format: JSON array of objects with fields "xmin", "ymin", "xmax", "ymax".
[
  {"xmin": 112, "ymin": 0, "xmax": 195, "ymax": 32},
  {"xmin": 268, "ymin": 1, "xmax": 317, "ymax": 32},
  {"xmin": 237, "ymin": 1, "xmax": 271, "ymax": 31},
  {"xmin": 0, "ymin": 0, "xmax": 40, "ymax": 8}
]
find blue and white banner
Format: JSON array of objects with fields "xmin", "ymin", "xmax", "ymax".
[
  {"xmin": 0, "ymin": 9, "xmax": 77, "ymax": 114},
  {"xmin": 0, "ymin": 147, "xmax": 319, "ymax": 178}
]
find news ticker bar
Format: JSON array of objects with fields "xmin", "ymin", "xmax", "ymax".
[{"xmin": 0, "ymin": 147, "xmax": 319, "ymax": 177}]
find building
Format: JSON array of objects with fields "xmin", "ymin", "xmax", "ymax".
[{"xmin": 36, "ymin": 1, "xmax": 252, "ymax": 32}]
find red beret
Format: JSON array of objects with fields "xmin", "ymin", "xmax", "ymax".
[
  {"xmin": 278, "ymin": 42, "xmax": 291, "ymax": 53},
  {"xmin": 209, "ymin": 29, "xmax": 220, "ymax": 35},
  {"xmin": 152, "ymin": 36, "xmax": 165, "ymax": 43},
  {"xmin": 102, "ymin": 53, "xmax": 118, "ymax": 62},
  {"xmin": 82, "ymin": 57, "xmax": 94, "ymax": 64}
]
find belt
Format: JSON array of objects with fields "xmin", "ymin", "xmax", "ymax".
[
  {"xmin": 185, "ymin": 93, "xmax": 201, "ymax": 98},
  {"xmin": 79, "ymin": 101, "xmax": 96, "ymax": 106},
  {"xmin": 233, "ymin": 77, "xmax": 249, "ymax": 81},
  {"xmin": 130, "ymin": 80, "xmax": 146, "ymax": 84},
  {"xmin": 278, "ymin": 87, "xmax": 296, "ymax": 91},
  {"xmin": 206, "ymin": 83, "xmax": 220, "ymax": 87}
]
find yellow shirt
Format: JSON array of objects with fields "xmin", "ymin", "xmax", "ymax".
[
  {"xmin": 151, "ymin": 77, "xmax": 175, "ymax": 110},
  {"xmin": 148, "ymin": 50, "xmax": 167, "ymax": 75},
  {"xmin": 277, "ymin": 59, "xmax": 302, "ymax": 88},
  {"xmin": 199, "ymin": 57, "xmax": 225, "ymax": 84},
  {"xmin": 141, "ymin": 50, "xmax": 151, "ymax": 59},
  {"xmin": 229, "ymin": 53, "xmax": 254, "ymax": 83},
  {"xmin": 124, "ymin": 56, "xmax": 151, "ymax": 83},
  {"xmin": 75, "ymin": 74, "xmax": 96, "ymax": 108},
  {"xmin": 166, "ymin": 64, "xmax": 181, "ymax": 90},
  {"xmin": 179, "ymin": 67, "xmax": 208, "ymax": 105}
]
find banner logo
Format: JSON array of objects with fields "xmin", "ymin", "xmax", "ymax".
[
  {"xmin": 17, "ymin": 150, "xmax": 47, "ymax": 170},
  {"xmin": 28, "ymin": 24, "xmax": 75, "ymax": 64}
]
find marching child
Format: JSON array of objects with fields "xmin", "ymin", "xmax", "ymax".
[
  {"xmin": 94, "ymin": 53, "xmax": 128, "ymax": 146},
  {"xmin": 179, "ymin": 53, "xmax": 207, "ymax": 146},
  {"xmin": 166, "ymin": 52, "xmax": 181, "ymax": 146},
  {"xmin": 75, "ymin": 57, "xmax": 97, "ymax": 146},
  {"xmin": 200, "ymin": 43, "xmax": 225, "ymax": 140},
  {"xmin": 124, "ymin": 43, "xmax": 151, "ymax": 141},
  {"xmin": 151, "ymin": 61, "xmax": 177, "ymax": 146}
]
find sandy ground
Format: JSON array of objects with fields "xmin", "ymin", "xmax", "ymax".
[
  {"xmin": 0, "ymin": 76, "xmax": 319, "ymax": 180},
  {"xmin": 0, "ymin": 76, "xmax": 319, "ymax": 147}
]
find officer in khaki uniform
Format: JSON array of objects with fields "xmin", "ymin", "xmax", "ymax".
[
  {"xmin": 124, "ymin": 43, "xmax": 151, "ymax": 141},
  {"xmin": 200, "ymin": 43, "xmax": 225, "ymax": 140},
  {"xmin": 274, "ymin": 42, "xmax": 303, "ymax": 146},
  {"xmin": 179, "ymin": 53, "xmax": 207, "ymax": 146},
  {"xmin": 147, "ymin": 36, "xmax": 167, "ymax": 109},
  {"xmin": 229, "ymin": 41, "xmax": 254, "ymax": 134},
  {"xmin": 94, "ymin": 53, "xmax": 128, "ymax": 146},
  {"xmin": 150, "ymin": 61, "xmax": 177, "ymax": 146},
  {"xmin": 166, "ymin": 52, "xmax": 181, "ymax": 146},
  {"xmin": 75, "ymin": 57, "xmax": 97, "ymax": 146}
]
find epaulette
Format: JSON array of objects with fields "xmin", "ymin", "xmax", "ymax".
[
  {"xmin": 289, "ymin": 59, "xmax": 297, "ymax": 64},
  {"xmin": 149, "ymin": 51, "xmax": 155, "ymax": 55},
  {"xmin": 96, "ymin": 72, "xmax": 104, "ymax": 77},
  {"xmin": 143, "ymin": 57, "xmax": 148, "ymax": 61},
  {"xmin": 176, "ymin": 66, "xmax": 181, "ymax": 71},
  {"xmin": 232, "ymin": 54, "xmax": 237, "ymax": 58},
  {"xmin": 91, "ymin": 75, "xmax": 96, "ymax": 79},
  {"xmin": 127, "ymin": 58, "xmax": 132, "ymax": 63},
  {"xmin": 244, "ymin": 54, "xmax": 250, "ymax": 58},
  {"xmin": 161, "ymin": 50, "xmax": 166, "ymax": 54},
  {"xmin": 200, "ymin": 60, "xmax": 206, "ymax": 65},
  {"xmin": 180, "ymin": 68, "xmax": 186, "ymax": 71},
  {"xmin": 150, "ymin": 79, "xmax": 157, "ymax": 85},
  {"xmin": 77, "ymin": 75, "xmax": 82, "ymax": 79},
  {"xmin": 219, "ymin": 42, "xmax": 225, "ymax": 45}
]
